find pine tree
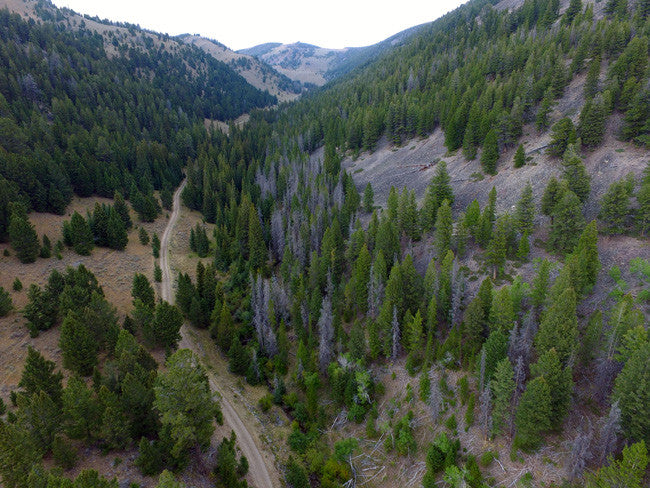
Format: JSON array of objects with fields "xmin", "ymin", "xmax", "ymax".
[
  {"xmin": 63, "ymin": 375, "xmax": 101, "ymax": 441},
  {"xmin": 132, "ymin": 273, "xmax": 155, "ymax": 310},
  {"xmin": 513, "ymin": 144, "xmax": 525, "ymax": 168},
  {"xmin": 549, "ymin": 190, "xmax": 585, "ymax": 254},
  {"xmin": 514, "ymin": 376, "xmax": 552, "ymax": 451},
  {"xmin": 59, "ymin": 312, "xmax": 98, "ymax": 376},
  {"xmin": 0, "ymin": 287, "xmax": 11, "ymax": 317},
  {"xmin": 152, "ymin": 301, "xmax": 183, "ymax": 350},
  {"xmin": 106, "ymin": 208, "xmax": 128, "ymax": 250},
  {"xmin": 8, "ymin": 204, "xmax": 39, "ymax": 263},
  {"xmin": 586, "ymin": 441, "xmax": 648, "ymax": 488},
  {"xmin": 363, "ymin": 183, "xmax": 374, "ymax": 212},
  {"xmin": 515, "ymin": 182, "xmax": 535, "ymax": 236},
  {"xmin": 40, "ymin": 234, "xmax": 51, "ymax": 258},
  {"xmin": 536, "ymin": 88, "xmax": 554, "ymax": 130},
  {"xmin": 579, "ymin": 95, "xmax": 606, "ymax": 148},
  {"xmin": 614, "ymin": 343, "xmax": 650, "ymax": 445},
  {"xmin": 564, "ymin": 0, "xmax": 582, "ymax": 23},
  {"xmin": 19, "ymin": 346, "xmax": 63, "ymax": 405},
  {"xmin": 434, "ymin": 199, "xmax": 453, "ymax": 260},
  {"xmin": 480, "ymin": 330, "xmax": 509, "ymax": 387},
  {"xmin": 541, "ymin": 177, "xmax": 565, "ymax": 218},
  {"xmin": 535, "ymin": 287, "xmax": 578, "ymax": 365},
  {"xmin": 154, "ymin": 349, "xmax": 220, "ymax": 464},
  {"xmin": 621, "ymin": 89, "xmax": 649, "ymax": 144},
  {"xmin": 489, "ymin": 286, "xmax": 514, "ymax": 333},
  {"xmin": 351, "ymin": 244, "xmax": 371, "ymax": 314},
  {"xmin": 531, "ymin": 259, "xmax": 551, "ymax": 312},
  {"xmin": 530, "ymin": 348, "xmax": 573, "ymax": 430},
  {"xmin": 562, "ymin": 146, "xmax": 591, "ymax": 203},
  {"xmin": 548, "ymin": 118, "xmax": 576, "ymax": 157},
  {"xmin": 584, "ymin": 55, "xmax": 601, "ymax": 99},
  {"xmin": 599, "ymin": 177, "xmax": 634, "ymax": 234},
  {"xmin": 573, "ymin": 220, "xmax": 600, "ymax": 294},
  {"xmin": 481, "ymin": 129, "xmax": 499, "ymax": 175},
  {"xmin": 491, "ymin": 358, "xmax": 515, "ymax": 436},
  {"xmin": 113, "ymin": 191, "xmax": 132, "ymax": 229},
  {"xmin": 462, "ymin": 297, "xmax": 485, "ymax": 363},
  {"xmin": 69, "ymin": 211, "xmax": 94, "ymax": 255},
  {"xmin": 248, "ymin": 205, "xmax": 266, "ymax": 272},
  {"xmin": 486, "ymin": 216, "xmax": 509, "ymax": 279}
]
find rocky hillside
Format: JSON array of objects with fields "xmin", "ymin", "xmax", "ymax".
[
  {"xmin": 239, "ymin": 24, "xmax": 426, "ymax": 86},
  {"xmin": 179, "ymin": 35, "xmax": 303, "ymax": 102}
]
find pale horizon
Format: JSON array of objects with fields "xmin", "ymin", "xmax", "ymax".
[{"xmin": 51, "ymin": 0, "xmax": 466, "ymax": 51}]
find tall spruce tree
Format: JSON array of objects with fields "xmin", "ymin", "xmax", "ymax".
[
  {"xmin": 535, "ymin": 287, "xmax": 578, "ymax": 365},
  {"xmin": 481, "ymin": 129, "xmax": 499, "ymax": 175},
  {"xmin": 8, "ymin": 204, "xmax": 39, "ymax": 263},
  {"xmin": 514, "ymin": 376, "xmax": 552, "ymax": 451},
  {"xmin": 549, "ymin": 190, "xmax": 585, "ymax": 253},
  {"xmin": 491, "ymin": 358, "xmax": 515, "ymax": 436},
  {"xmin": 530, "ymin": 348, "xmax": 573, "ymax": 430}
]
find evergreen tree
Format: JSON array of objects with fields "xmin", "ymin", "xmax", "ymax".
[
  {"xmin": 363, "ymin": 183, "xmax": 374, "ymax": 212},
  {"xmin": 481, "ymin": 129, "xmax": 499, "ymax": 175},
  {"xmin": 69, "ymin": 211, "xmax": 94, "ymax": 255},
  {"xmin": 585, "ymin": 441, "xmax": 648, "ymax": 488},
  {"xmin": 573, "ymin": 220, "xmax": 600, "ymax": 294},
  {"xmin": 549, "ymin": 190, "xmax": 585, "ymax": 254},
  {"xmin": 548, "ymin": 118, "xmax": 576, "ymax": 157},
  {"xmin": 8, "ymin": 204, "xmax": 39, "ymax": 263},
  {"xmin": 535, "ymin": 287, "xmax": 578, "ymax": 365},
  {"xmin": 132, "ymin": 273, "xmax": 155, "ymax": 310},
  {"xmin": 491, "ymin": 358, "xmax": 515, "ymax": 436},
  {"xmin": 40, "ymin": 234, "xmax": 51, "ymax": 258},
  {"xmin": 480, "ymin": 330, "xmax": 509, "ymax": 387},
  {"xmin": 63, "ymin": 375, "xmax": 101, "ymax": 441},
  {"xmin": 59, "ymin": 312, "xmax": 98, "ymax": 376},
  {"xmin": 514, "ymin": 376, "xmax": 552, "ymax": 451},
  {"xmin": 248, "ymin": 205, "xmax": 266, "ymax": 272},
  {"xmin": 614, "ymin": 343, "xmax": 650, "ymax": 445},
  {"xmin": 541, "ymin": 177, "xmax": 565, "ymax": 218},
  {"xmin": 564, "ymin": 0, "xmax": 582, "ymax": 23},
  {"xmin": 139, "ymin": 227, "xmax": 150, "ymax": 245},
  {"xmin": 486, "ymin": 216, "xmax": 509, "ymax": 279},
  {"xmin": 530, "ymin": 349, "xmax": 573, "ymax": 430},
  {"xmin": 434, "ymin": 199, "xmax": 453, "ymax": 260},
  {"xmin": 579, "ymin": 96, "xmax": 606, "ymax": 148},
  {"xmin": 513, "ymin": 144, "xmax": 525, "ymax": 169},
  {"xmin": 106, "ymin": 209, "xmax": 128, "ymax": 250},
  {"xmin": 562, "ymin": 146, "xmax": 591, "ymax": 203},
  {"xmin": 151, "ymin": 301, "xmax": 183, "ymax": 350},
  {"xmin": 514, "ymin": 182, "xmax": 534, "ymax": 236},
  {"xmin": 113, "ymin": 191, "xmax": 132, "ymax": 229},
  {"xmin": 154, "ymin": 349, "xmax": 220, "ymax": 464},
  {"xmin": 0, "ymin": 287, "xmax": 11, "ymax": 317},
  {"xmin": 18, "ymin": 346, "xmax": 63, "ymax": 405},
  {"xmin": 489, "ymin": 286, "xmax": 514, "ymax": 333},
  {"xmin": 599, "ymin": 177, "xmax": 634, "ymax": 234}
]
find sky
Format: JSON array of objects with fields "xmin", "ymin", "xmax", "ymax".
[{"xmin": 51, "ymin": 0, "xmax": 466, "ymax": 51}]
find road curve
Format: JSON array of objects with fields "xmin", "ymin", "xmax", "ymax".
[{"xmin": 160, "ymin": 179, "xmax": 276, "ymax": 488}]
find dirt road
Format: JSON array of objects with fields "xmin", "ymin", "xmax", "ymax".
[{"xmin": 160, "ymin": 180, "xmax": 276, "ymax": 488}]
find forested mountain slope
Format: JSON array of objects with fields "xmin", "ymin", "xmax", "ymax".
[
  {"xmin": 177, "ymin": 0, "xmax": 650, "ymax": 486},
  {"xmin": 179, "ymin": 34, "xmax": 304, "ymax": 102},
  {"xmin": 239, "ymin": 25, "xmax": 426, "ymax": 86},
  {"xmin": 0, "ymin": 0, "xmax": 275, "ymax": 237},
  {"xmin": 1, "ymin": 0, "xmax": 650, "ymax": 487}
]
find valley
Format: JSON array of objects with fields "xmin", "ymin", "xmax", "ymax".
[{"xmin": 0, "ymin": 0, "xmax": 649, "ymax": 487}]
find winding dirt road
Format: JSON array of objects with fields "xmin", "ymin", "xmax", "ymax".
[{"xmin": 160, "ymin": 180, "xmax": 276, "ymax": 488}]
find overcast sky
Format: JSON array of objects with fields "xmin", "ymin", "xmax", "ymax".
[{"xmin": 51, "ymin": 0, "xmax": 466, "ymax": 51}]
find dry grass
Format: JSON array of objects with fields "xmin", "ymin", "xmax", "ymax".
[{"xmin": 0, "ymin": 195, "xmax": 170, "ymax": 485}]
